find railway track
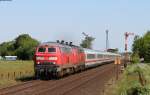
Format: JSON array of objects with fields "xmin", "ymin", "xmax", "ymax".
[
  {"xmin": 35, "ymin": 64, "xmax": 113, "ymax": 95},
  {"xmin": 0, "ymin": 80, "xmax": 45, "ymax": 95},
  {"xmin": 0, "ymin": 63, "xmax": 116, "ymax": 95}
]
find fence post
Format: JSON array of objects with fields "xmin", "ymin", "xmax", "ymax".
[
  {"xmin": 1, "ymin": 74, "xmax": 3, "ymax": 79},
  {"xmin": 8, "ymin": 73, "xmax": 10, "ymax": 80},
  {"xmin": 20, "ymin": 72, "xmax": 22, "ymax": 78},
  {"xmin": 14, "ymin": 72, "xmax": 16, "ymax": 79}
]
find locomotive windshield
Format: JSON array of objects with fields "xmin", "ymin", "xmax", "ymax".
[
  {"xmin": 38, "ymin": 47, "xmax": 46, "ymax": 52},
  {"xmin": 48, "ymin": 48, "xmax": 56, "ymax": 52}
]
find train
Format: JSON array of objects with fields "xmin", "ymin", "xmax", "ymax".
[{"xmin": 34, "ymin": 41, "xmax": 121, "ymax": 79}]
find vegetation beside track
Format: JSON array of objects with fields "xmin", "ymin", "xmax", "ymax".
[
  {"xmin": 132, "ymin": 31, "xmax": 150, "ymax": 63},
  {"xmin": 107, "ymin": 63, "xmax": 150, "ymax": 95},
  {"xmin": 0, "ymin": 61, "xmax": 34, "ymax": 88}
]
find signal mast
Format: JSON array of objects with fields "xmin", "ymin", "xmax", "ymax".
[
  {"xmin": 106, "ymin": 30, "xmax": 109, "ymax": 51},
  {"xmin": 124, "ymin": 32, "xmax": 134, "ymax": 67}
]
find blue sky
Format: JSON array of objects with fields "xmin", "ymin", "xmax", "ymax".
[{"xmin": 0, "ymin": 0, "xmax": 150, "ymax": 52}]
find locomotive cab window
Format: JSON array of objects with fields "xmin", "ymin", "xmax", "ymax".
[
  {"xmin": 48, "ymin": 48, "xmax": 56, "ymax": 52},
  {"xmin": 38, "ymin": 47, "xmax": 46, "ymax": 52}
]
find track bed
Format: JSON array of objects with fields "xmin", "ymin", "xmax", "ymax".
[{"xmin": 0, "ymin": 63, "xmax": 116, "ymax": 95}]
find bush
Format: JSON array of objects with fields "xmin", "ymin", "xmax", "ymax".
[
  {"xmin": 131, "ymin": 52, "xmax": 140, "ymax": 64},
  {"xmin": 132, "ymin": 31, "xmax": 150, "ymax": 63},
  {"xmin": 114, "ymin": 64, "xmax": 150, "ymax": 95}
]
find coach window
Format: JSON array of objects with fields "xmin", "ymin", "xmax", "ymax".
[
  {"xmin": 98, "ymin": 54, "xmax": 103, "ymax": 58},
  {"xmin": 38, "ymin": 47, "xmax": 46, "ymax": 52},
  {"xmin": 48, "ymin": 48, "xmax": 56, "ymax": 53},
  {"xmin": 87, "ymin": 54, "xmax": 95, "ymax": 59},
  {"xmin": 103, "ymin": 55, "xmax": 106, "ymax": 58}
]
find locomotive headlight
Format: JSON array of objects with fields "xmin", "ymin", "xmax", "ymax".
[
  {"xmin": 37, "ymin": 62, "xmax": 40, "ymax": 64},
  {"xmin": 49, "ymin": 57, "xmax": 57, "ymax": 60},
  {"xmin": 36, "ymin": 57, "xmax": 44, "ymax": 60}
]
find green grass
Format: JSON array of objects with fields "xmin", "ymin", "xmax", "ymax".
[
  {"xmin": 0, "ymin": 61, "xmax": 34, "ymax": 73},
  {"xmin": 0, "ymin": 61, "xmax": 34, "ymax": 88}
]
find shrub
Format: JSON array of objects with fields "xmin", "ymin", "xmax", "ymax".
[
  {"xmin": 131, "ymin": 52, "xmax": 140, "ymax": 64},
  {"xmin": 114, "ymin": 64, "xmax": 150, "ymax": 95}
]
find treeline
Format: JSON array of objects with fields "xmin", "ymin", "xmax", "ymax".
[
  {"xmin": 132, "ymin": 31, "xmax": 150, "ymax": 63},
  {"xmin": 0, "ymin": 34, "xmax": 39, "ymax": 60},
  {"xmin": 0, "ymin": 33, "xmax": 95, "ymax": 60}
]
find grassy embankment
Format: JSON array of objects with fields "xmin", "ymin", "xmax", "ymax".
[
  {"xmin": 106, "ymin": 63, "xmax": 150, "ymax": 95},
  {"xmin": 0, "ymin": 61, "xmax": 34, "ymax": 88}
]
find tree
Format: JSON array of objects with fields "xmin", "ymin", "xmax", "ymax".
[
  {"xmin": 0, "ymin": 41, "xmax": 15, "ymax": 56},
  {"xmin": 14, "ymin": 34, "xmax": 39, "ymax": 60},
  {"xmin": 132, "ymin": 35, "xmax": 144, "ymax": 58},
  {"xmin": 80, "ymin": 36, "xmax": 95, "ymax": 49},
  {"xmin": 142, "ymin": 31, "xmax": 150, "ymax": 62},
  {"xmin": 0, "ymin": 34, "xmax": 39, "ymax": 60},
  {"xmin": 132, "ymin": 31, "xmax": 150, "ymax": 62}
]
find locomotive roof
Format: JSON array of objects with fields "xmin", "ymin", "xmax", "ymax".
[
  {"xmin": 39, "ymin": 42, "xmax": 120, "ymax": 56},
  {"xmin": 39, "ymin": 42, "xmax": 71, "ymax": 48},
  {"xmin": 39, "ymin": 42, "xmax": 83, "ymax": 49}
]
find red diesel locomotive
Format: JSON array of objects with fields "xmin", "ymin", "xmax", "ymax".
[
  {"xmin": 34, "ymin": 41, "xmax": 120, "ymax": 78},
  {"xmin": 34, "ymin": 41, "xmax": 85, "ymax": 78}
]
